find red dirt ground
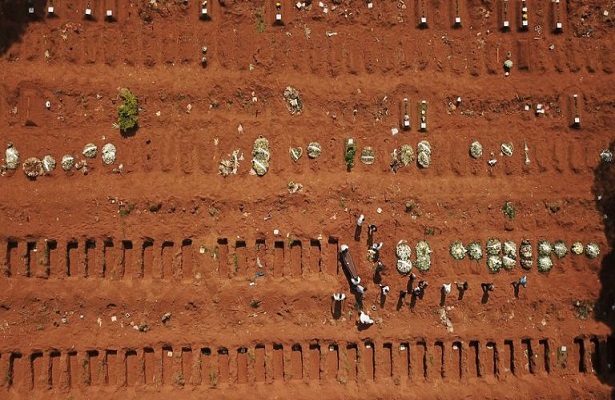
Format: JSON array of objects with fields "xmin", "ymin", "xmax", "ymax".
[{"xmin": 0, "ymin": 0, "xmax": 615, "ymax": 398}]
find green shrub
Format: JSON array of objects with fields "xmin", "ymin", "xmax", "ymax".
[
  {"xmin": 502, "ymin": 201, "xmax": 516, "ymax": 220},
  {"xmin": 117, "ymin": 88, "xmax": 139, "ymax": 132},
  {"xmin": 345, "ymin": 143, "xmax": 357, "ymax": 170}
]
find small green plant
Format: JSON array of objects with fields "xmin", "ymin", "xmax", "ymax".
[
  {"xmin": 557, "ymin": 346, "xmax": 568, "ymax": 369},
  {"xmin": 173, "ymin": 372, "xmax": 185, "ymax": 387},
  {"xmin": 405, "ymin": 200, "xmax": 416, "ymax": 213},
  {"xmin": 5, "ymin": 368, "xmax": 12, "ymax": 385},
  {"xmin": 209, "ymin": 367, "xmax": 218, "ymax": 387},
  {"xmin": 546, "ymin": 201, "xmax": 561, "ymax": 214},
  {"xmin": 255, "ymin": 9, "xmax": 266, "ymax": 33},
  {"xmin": 117, "ymin": 88, "xmax": 139, "ymax": 133},
  {"xmin": 250, "ymin": 299, "xmax": 261, "ymax": 309},
  {"xmin": 233, "ymin": 253, "xmax": 239, "ymax": 272},
  {"xmin": 502, "ymin": 201, "xmax": 516, "ymax": 220},
  {"xmin": 574, "ymin": 300, "xmax": 593, "ymax": 320},
  {"xmin": 82, "ymin": 358, "xmax": 90, "ymax": 386},
  {"xmin": 148, "ymin": 201, "xmax": 162, "ymax": 213},
  {"xmin": 208, "ymin": 206, "xmax": 219, "ymax": 217},
  {"xmin": 424, "ymin": 228, "xmax": 435, "ymax": 236},
  {"xmin": 345, "ymin": 142, "xmax": 357, "ymax": 170},
  {"xmin": 118, "ymin": 203, "xmax": 136, "ymax": 217}
]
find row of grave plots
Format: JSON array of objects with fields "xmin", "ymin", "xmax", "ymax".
[
  {"xmin": 3, "ymin": 5, "xmax": 613, "ymax": 75},
  {"xmin": 12, "ymin": 0, "xmax": 574, "ymax": 35},
  {"xmin": 5, "ymin": 130, "xmax": 608, "ymax": 182},
  {"xmin": 0, "ymin": 236, "xmax": 340, "ymax": 280},
  {"xmin": 0, "ymin": 236, "xmax": 604, "ymax": 280},
  {"xmin": 1, "ymin": 132, "xmax": 604, "ymax": 181},
  {"xmin": 0, "ymin": 335, "xmax": 612, "ymax": 391}
]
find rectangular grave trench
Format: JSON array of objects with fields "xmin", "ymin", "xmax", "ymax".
[
  {"xmin": 67, "ymin": 240, "xmax": 79, "ymax": 277},
  {"xmin": 574, "ymin": 337, "xmax": 587, "ymax": 373},
  {"xmin": 103, "ymin": 239, "xmax": 119, "ymax": 278},
  {"xmin": 469, "ymin": 340, "xmax": 481, "ymax": 377},
  {"xmin": 199, "ymin": 347, "xmax": 212, "ymax": 385},
  {"xmin": 327, "ymin": 237, "xmax": 338, "ymax": 274},
  {"xmin": 291, "ymin": 344, "xmax": 303, "ymax": 380},
  {"xmin": 9, "ymin": 352, "xmax": 23, "ymax": 389},
  {"xmin": 237, "ymin": 347, "xmax": 248, "ymax": 384},
  {"xmin": 125, "ymin": 349, "xmax": 139, "ymax": 386},
  {"xmin": 486, "ymin": 341, "xmax": 498, "ymax": 377},
  {"xmin": 85, "ymin": 239, "xmax": 96, "ymax": 277},
  {"xmin": 539, "ymin": 339, "xmax": 551, "ymax": 373},
  {"xmin": 326, "ymin": 343, "xmax": 339, "ymax": 381},
  {"xmin": 231, "ymin": 240, "xmax": 246, "ymax": 276},
  {"xmin": 6, "ymin": 239, "xmax": 18, "ymax": 276},
  {"xmin": 290, "ymin": 240, "xmax": 302, "ymax": 277},
  {"xmin": 142, "ymin": 239, "xmax": 154, "ymax": 278},
  {"xmin": 49, "ymin": 350, "xmax": 61, "ymax": 388},
  {"xmin": 122, "ymin": 240, "xmax": 133, "ymax": 279},
  {"xmin": 504, "ymin": 339, "xmax": 515, "ymax": 375},
  {"xmin": 417, "ymin": 341, "xmax": 428, "ymax": 379},
  {"xmin": 452, "ymin": 341, "xmax": 462, "ymax": 379},
  {"xmin": 308, "ymin": 343, "xmax": 320, "ymax": 380},
  {"xmin": 178, "ymin": 347, "xmax": 191, "ymax": 386},
  {"xmin": 161, "ymin": 345, "xmax": 174, "ymax": 385},
  {"xmin": 105, "ymin": 349, "xmax": 118, "ymax": 386},
  {"xmin": 161, "ymin": 241, "xmax": 174, "ymax": 279},
  {"xmin": 522, "ymin": 338, "xmax": 535, "ymax": 374},
  {"xmin": 382, "ymin": 342, "xmax": 393, "ymax": 379},
  {"xmin": 273, "ymin": 343, "xmax": 284, "ymax": 381},
  {"xmin": 217, "ymin": 348, "xmax": 229, "ymax": 384},
  {"xmin": 346, "ymin": 343, "xmax": 358, "ymax": 382},
  {"xmin": 309, "ymin": 239, "xmax": 321, "ymax": 272},
  {"xmin": 26, "ymin": 241, "xmax": 37, "ymax": 278},
  {"xmin": 398, "ymin": 342, "xmax": 410, "ymax": 379},
  {"xmin": 30, "ymin": 351, "xmax": 45, "ymax": 389},
  {"xmin": 273, "ymin": 241, "xmax": 285, "ymax": 277},
  {"xmin": 67, "ymin": 350, "xmax": 77, "ymax": 389},
  {"xmin": 434, "ymin": 341, "xmax": 445, "ymax": 379},
  {"xmin": 45, "ymin": 240, "xmax": 58, "ymax": 277},
  {"xmin": 216, "ymin": 238, "xmax": 228, "ymax": 276},
  {"xmin": 181, "ymin": 239, "xmax": 194, "ymax": 279},
  {"xmin": 606, "ymin": 336, "xmax": 615, "ymax": 374},
  {"xmin": 143, "ymin": 348, "xmax": 155, "ymax": 386},
  {"xmin": 254, "ymin": 344, "xmax": 266, "ymax": 383},
  {"xmin": 590, "ymin": 336, "xmax": 601, "ymax": 374},
  {"xmin": 85, "ymin": 350, "xmax": 99, "ymax": 386}
]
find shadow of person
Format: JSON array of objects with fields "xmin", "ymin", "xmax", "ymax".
[
  {"xmin": 481, "ymin": 292, "xmax": 490, "ymax": 304},
  {"xmin": 592, "ymin": 140, "xmax": 615, "ymax": 396},
  {"xmin": 331, "ymin": 301, "xmax": 342, "ymax": 319},
  {"xmin": 406, "ymin": 279, "xmax": 414, "ymax": 293},
  {"xmin": 357, "ymin": 322, "xmax": 372, "ymax": 331},
  {"xmin": 396, "ymin": 294, "xmax": 405, "ymax": 311},
  {"xmin": 439, "ymin": 289, "xmax": 446, "ymax": 307},
  {"xmin": 457, "ymin": 288, "xmax": 466, "ymax": 301},
  {"xmin": 512, "ymin": 282, "xmax": 520, "ymax": 298},
  {"xmin": 410, "ymin": 294, "xmax": 417, "ymax": 309},
  {"xmin": 353, "ymin": 292, "xmax": 364, "ymax": 309},
  {"xmin": 379, "ymin": 293, "xmax": 386, "ymax": 308},
  {"xmin": 373, "ymin": 269, "xmax": 382, "ymax": 284},
  {"xmin": 354, "ymin": 225, "xmax": 362, "ymax": 241},
  {"xmin": 367, "ymin": 232, "xmax": 374, "ymax": 249}
]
